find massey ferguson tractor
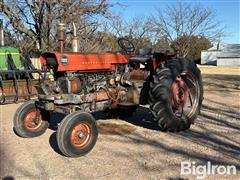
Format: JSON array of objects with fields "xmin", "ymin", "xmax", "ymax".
[{"xmin": 13, "ymin": 23, "xmax": 203, "ymax": 157}]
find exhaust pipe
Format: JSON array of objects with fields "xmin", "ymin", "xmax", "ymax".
[
  {"xmin": 0, "ymin": 19, "xmax": 4, "ymax": 47},
  {"xmin": 72, "ymin": 22, "xmax": 78, "ymax": 52},
  {"xmin": 57, "ymin": 22, "xmax": 79, "ymax": 53},
  {"xmin": 57, "ymin": 23, "xmax": 66, "ymax": 53}
]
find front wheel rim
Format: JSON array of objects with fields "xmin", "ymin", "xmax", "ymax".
[
  {"xmin": 70, "ymin": 122, "xmax": 92, "ymax": 148},
  {"xmin": 24, "ymin": 109, "xmax": 43, "ymax": 130}
]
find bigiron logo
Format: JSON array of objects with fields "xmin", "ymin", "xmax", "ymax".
[{"xmin": 180, "ymin": 161, "xmax": 237, "ymax": 179}]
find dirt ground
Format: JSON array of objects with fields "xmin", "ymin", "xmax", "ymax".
[{"xmin": 0, "ymin": 66, "xmax": 240, "ymax": 180}]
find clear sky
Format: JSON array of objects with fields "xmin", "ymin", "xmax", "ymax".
[{"xmin": 109, "ymin": 0, "xmax": 240, "ymax": 44}]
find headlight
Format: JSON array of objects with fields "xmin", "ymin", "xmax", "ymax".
[{"xmin": 60, "ymin": 55, "xmax": 68, "ymax": 65}]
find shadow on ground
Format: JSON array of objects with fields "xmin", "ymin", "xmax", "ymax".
[
  {"xmin": 47, "ymin": 74, "xmax": 240, "ymax": 176},
  {"xmin": 203, "ymin": 74, "xmax": 240, "ymax": 91},
  {"xmin": 95, "ymin": 101, "xmax": 240, "ymax": 175},
  {"xmin": 48, "ymin": 102, "xmax": 240, "ymax": 172},
  {"xmin": 47, "ymin": 106, "xmax": 158, "ymax": 156},
  {"xmin": 93, "ymin": 106, "xmax": 159, "ymax": 131}
]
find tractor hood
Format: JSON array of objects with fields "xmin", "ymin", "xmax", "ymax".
[{"xmin": 39, "ymin": 52, "xmax": 128, "ymax": 72}]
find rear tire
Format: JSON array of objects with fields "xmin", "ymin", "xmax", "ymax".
[
  {"xmin": 149, "ymin": 58, "xmax": 203, "ymax": 131},
  {"xmin": 57, "ymin": 111, "xmax": 98, "ymax": 157},
  {"xmin": 13, "ymin": 100, "xmax": 49, "ymax": 137}
]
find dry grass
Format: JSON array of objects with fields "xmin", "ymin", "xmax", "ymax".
[{"xmin": 198, "ymin": 65, "xmax": 240, "ymax": 75}]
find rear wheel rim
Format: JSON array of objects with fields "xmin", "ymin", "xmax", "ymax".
[
  {"xmin": 70, "ymin": 123, "xmax": 92, "ymax": 148},
  {"xmin": 171, "ymin": 72, "xmax": 199, "ymax": 119},
  {"xmin": 24, "ymin": 109, "xmax": 43, "ymax": 130}
]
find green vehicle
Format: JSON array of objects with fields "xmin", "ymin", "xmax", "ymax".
[
  {"xmin": 0, "ymin": 20, "xmax": 44, "ymax": 104},
  {"xmin": 0, "ymin": 47, "xmax": 24, "ymax": 70}
]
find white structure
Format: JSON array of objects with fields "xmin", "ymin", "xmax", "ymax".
[{"xmin": 201, "ymin": 44, "xmax": 240, "ymax": 66}]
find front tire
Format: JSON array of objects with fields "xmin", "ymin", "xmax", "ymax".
[
  {"xmin": 13, "ymin": 100, "xmax": 49, "ymax": 137},
  {"xmin": 149, "ymin": 58, "xmax": 203, "ymax": 131},
  {"xmin": 57, "ymin": 111, "xmax": 98, "ymax": 157}
]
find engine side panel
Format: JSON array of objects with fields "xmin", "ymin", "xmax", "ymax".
[{"xmin": 40, "ymin": 52, "xmax": 128, "ymax": 72}]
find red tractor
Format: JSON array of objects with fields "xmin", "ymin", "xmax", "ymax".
[{"xmin": 13, "ymin": 24, "xmax": 203, "ymax": 157}]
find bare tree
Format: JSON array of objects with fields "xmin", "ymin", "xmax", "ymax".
[
  {"xmin": 110, "ymin": 15, "xmax": 156, "ymax": 51},
  {"xmin": 152, "ymin": 1, "xmax": 224, "ymax": 57},
  {"xmin": 153, "ymin": 36, "xmax": 172, "ymax": 51},
  {"xmin": 0, "ymin": 0, "xmax": 225, "ymax": 55},
  {"xmin": 0, "ymin": 0, "xmax": 112, "ymax": 52}
]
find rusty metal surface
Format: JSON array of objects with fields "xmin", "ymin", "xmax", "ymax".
[
  {"xmin": 171, "ymin": 76, "xmax": 189, "ymax": 112},
  {"xmin": 0, "ymin": 79, "xmax": 38, "ymax": 104},
  {"xmin": 57, "ymin": 23, "xmax": 66, "ymax": 53},
  {"xmin": 37, "ymin": 86, "xmax": 140, "ymax": 113},
  {"xmin": 129, "ymin": 69, "xmax": 148, "ymax": 81},
  {"xmin": 86, "ymin": 88, "xmax": 137, "ymax": 106},
  {"xmin": 69, "ymin": 77, "xmax": 81, "ymax": 93}
]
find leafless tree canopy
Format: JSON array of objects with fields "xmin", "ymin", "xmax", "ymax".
[
  {"xmin": 0, "ymin": 1, "xmax": 225, "ymax": 58},
  {"xmin": 0, "ymin": 0, "xmax": 112, "ymax": 52},
  {"xmin": 110, "ymin": 15, "xmax": 156, "ymax": 51},
  {"xmin": 152, "ymin": 1, "xmax": 224, "ymax": 57}
]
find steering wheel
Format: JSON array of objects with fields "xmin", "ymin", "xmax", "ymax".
[{"xmin": 118, "ymin": 38, "xmax": 135, "ymax": 54}]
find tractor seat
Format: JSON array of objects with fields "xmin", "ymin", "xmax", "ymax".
[
  {"xmin": 129, "ymin": 56, "xmax": 151, "ymax": 63},
  {"xmin": 129, "ymin": 48, "xmax": 153, "ymax": 63}
]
